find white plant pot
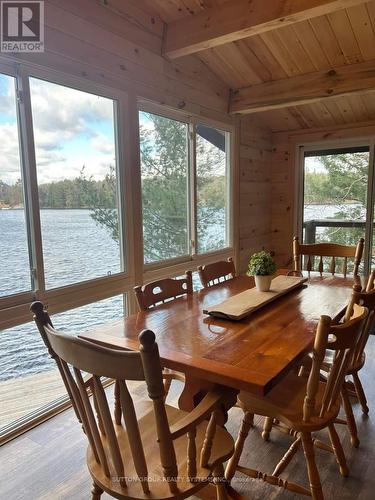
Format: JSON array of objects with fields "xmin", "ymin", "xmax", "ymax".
[{"xmin": 254, "ymin": 275, "xmax": 272, "ymax": 292}]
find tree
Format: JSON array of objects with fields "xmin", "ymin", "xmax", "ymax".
[
  {"xmin": 305, "ymin": 152, "xmax": 368, "ymax": 246},
  {"xmin": 80, "ymin": 113, "xmax": 227, "ymax": 261},
  {"xmin": 139, "ymin": 113, "xmax": 226, "ymax": 261}
]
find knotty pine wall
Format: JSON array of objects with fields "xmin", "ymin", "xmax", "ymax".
[{"xmin": 238, "ymin": 116, "xmax": 273, "ymax": 272}]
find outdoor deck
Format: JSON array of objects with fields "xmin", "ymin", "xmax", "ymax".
[{"xmin": 0, "ymin": 370, "xmax": 65, "ymax": 428}]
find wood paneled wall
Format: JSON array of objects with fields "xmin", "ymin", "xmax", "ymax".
[
  {"xmin": 238, "ymin": 116, "xmax": 273, "ymax": 272},
  {"xmin": 270, "ymin": 140, "xmax": 295, "ymax": 268}
]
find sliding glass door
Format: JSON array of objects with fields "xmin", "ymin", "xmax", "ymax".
[{"xmin": 301, "ymin": 144, "xmax": 373, "ymax": 273}]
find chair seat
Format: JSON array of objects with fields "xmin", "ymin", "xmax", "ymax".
[
  {"xmin": 88, "ymin": 402, "xmax": 234, "ymax": 500},
  {"xmin": 238, "ymin": 372, "xmax": 340, "ymax": 432}
]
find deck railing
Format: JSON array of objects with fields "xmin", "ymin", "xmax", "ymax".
[{"xmin": 303, "ymin": 219, "xmax": 366, "ymax": 244}]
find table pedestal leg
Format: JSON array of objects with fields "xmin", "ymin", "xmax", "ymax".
[
  {"xmin": 178, "ymin": 376, "xmax": 243, "ymax": 499},
  {"xmin": 178, "ymin": 375, "xmax": 216, "ymax": 411}
]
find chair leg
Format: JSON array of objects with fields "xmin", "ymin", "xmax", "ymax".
[
  {"xmin": 341, "ymin": 386, "xmax": 360, "ymax": 448},
  {"xmin": 213, "ymin": 463, "xmax": 227, "ymax": 500},
  {"xmin": 352, "ymin": 372, "xmax": 369, "ymax": 415},
  {"xmin": 225, "ymin": 411, "xmax": 253, "ymax": 481},
  {"xmin": 262, "ymin": 416, "xmax": 273, "ymax": 441},
  {"xmin": 114, "ymin": 380, "xmax": 122, "ymax": 425},
  {"xmin": 328, "ymin": 423, "xmax": 349, "ymax": 477},
  {"xmin": 301, "ymin": 432, "xmax": 324, "ymax": 500},
  {"xmin": 91, "ymin": 482, "xmax": 103, "ymax": 500}
]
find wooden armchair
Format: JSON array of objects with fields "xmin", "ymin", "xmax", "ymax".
[
  {"xmin": 292, "ymin": 236, "xmax": 364, "ymax": 277},
  {"xmin": 225, "ymin": 287, "xmax": 368, "ymax": 500},
  {"xmin": 31, "ymin": 301, "xmax": 236, "ymax": 500},
  {"xmin": 198, "ymin": 257, "xmax": 236, "ymax": 288}
]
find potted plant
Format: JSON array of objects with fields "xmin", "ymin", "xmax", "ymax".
[{"xmin": 247, "ymin": 251, "xmax": 276, "ymax": 292}]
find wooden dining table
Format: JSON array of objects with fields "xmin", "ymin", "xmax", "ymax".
[{"xmin": 79, "ymin": 270, "xmax": 357, "ymax": 412}]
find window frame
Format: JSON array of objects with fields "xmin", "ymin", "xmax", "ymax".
[
  {"xmin": 296, "ymin": 138, "xmax": 375, "ymax": 276},
  {"xmin": 0, "ymin": 61, "xmax": 134, "ymax": 326},
  {"xmin": 0, "ymin": 58, "xmax": 236, "ymax": 442},
  {"xmin": 138, "ymin": 101, "xmax": 234, "ymax": 274},
  {"xmin": 0, "ymin": 62, "xmax": 235, "ymax": 327}
]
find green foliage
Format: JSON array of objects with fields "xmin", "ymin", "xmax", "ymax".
[
  {"xmin": 247, "ymin": 251, "xmax": 276, "ymax": 276},
  {"xmin": 0, "ymin": 179, "xmax": 23, "ymax": 207},
  {"xmin": 304, "ymin": 172, "xmax": 330, "ymax": 204},
  {"xmin": 305, "ymin": 152, "xmax": 368, "ymax": 247}
]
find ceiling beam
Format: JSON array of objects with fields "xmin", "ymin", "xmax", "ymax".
[
  {"xmin": 163, "ymin": 0, "xmax": 368, "ymax": 59},
  {"xmin": 230, "ymin": 59, "xmax": 375, "ymax": 114}
]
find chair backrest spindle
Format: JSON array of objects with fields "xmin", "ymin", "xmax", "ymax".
[
  {"xmin": 292, "ymin": 236, "xmax": 364, "ymax": 277},
  {"xmin": 350, "ymin": 273, "xmax": 375, "ymax": 369},
  {"xmin": 139, "ymin": 330, "xmax": 179, "ymax": 493}
]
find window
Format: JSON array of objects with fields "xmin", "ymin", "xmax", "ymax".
[
  {"xmin": 0, "ymin": 64, "xmax": 233, "ymax": 441},
  {"xmin": 139, "ymin": 111, "xmax": 189, "ymax": 263},
  {"xmin": 0, "ymin": 73, "xmax": 31, "ymax": 297},
  {"xmin": 139, "ymin": 110, "xmax": 232, "ymax": 264},
  {"xmin": 30, "ymin": 78, "xmax": 122, "ymax": 289},
  {"xmin": 196, "ymin": 124, "xmax": 229, "ymax": 253}
]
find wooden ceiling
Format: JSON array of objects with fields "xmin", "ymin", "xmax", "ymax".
[{"xmin": 139, "ymin": 0, "xmax": 375, "ymax": 132}]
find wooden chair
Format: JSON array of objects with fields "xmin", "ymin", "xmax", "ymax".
[
  {"xmin": 134, "ymin": 271, "xmax": 193, "ymax": 310},
  {"xmin": 269, "ymin": 272, "xmax": 375, "ymax": 448},
  {"xmin": 31, "ymin": 301, "xmax": 236, "ymax": 500},
  {"xmin": 321, "ymin": 270, "xmax": 375, "ymax": 447},
  {"xmin": 225, "ymin": 287, "xmax": 368, "ymax": 500},
  {"xmin": 292, "ymin": 236, "xmax": 364, "ymax": 277},
  {"xmin": 198, "ymin": 258, "xmax": 236, "ymax": 288},
  {"xmin": 134, "ymin": 273, "xmax": 193, "ymax": 400}
]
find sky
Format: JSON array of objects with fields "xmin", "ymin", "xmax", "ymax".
[
  {"xmin": 0, "ymin": 73, "xmax": 116, "ymax": 185},
  {"xmin": 0, "ymin": 75, "xmax": 228, "ymax": 187},
  {"xmin": 305, "ymin": 156, "xmax": 327, "ymax": 174}
]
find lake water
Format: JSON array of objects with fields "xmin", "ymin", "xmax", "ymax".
[
  {"xmin": 304, "ymin": 203, "xmax": 363, "ymax": 221},
  {"xmin": 0, "ymin": 209, "xmax": 207, "ymax": 382},
  {"xmin": 0, "ymin": 209, "xmax": 125, "ymax": 382},
  {"xmin": 0, "ymin": 204, "xmax": 362, "ymax": 382}
]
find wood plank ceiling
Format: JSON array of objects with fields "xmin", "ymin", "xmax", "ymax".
[{"xmin": 140, "ymin": 0, "xmax": 375, "ymax": 132}]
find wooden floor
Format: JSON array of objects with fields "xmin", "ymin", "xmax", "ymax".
[{"xmin": 1, "ymin": 338, "xmax": 375, "ymax": 499}]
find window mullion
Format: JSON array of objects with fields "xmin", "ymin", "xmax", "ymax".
[
  {"xmin": 16, "ymin": 69, "xmax": 45, "ymax": 295},
  {"xmin": 365, "ymin": 139, "xmax": 375, "ymax": 275},
  {"xmin": 113, "ymin": 99, "xmax": 127, "ymax": 274},
  {"xmin": 189, "ymin": 122, "xmax": 197, "ymax": 257}
]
